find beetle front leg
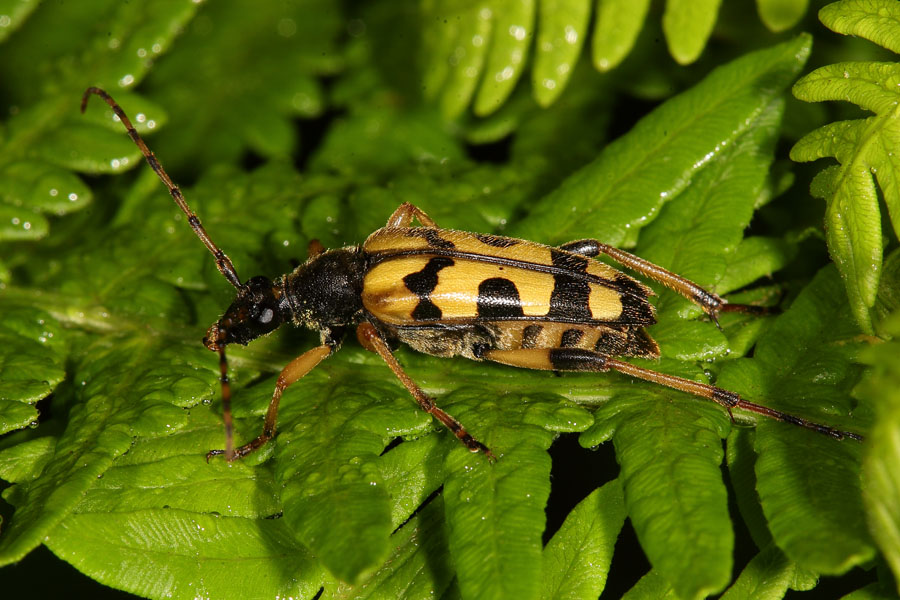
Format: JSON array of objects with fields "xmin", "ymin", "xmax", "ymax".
[
  {"xmin": 356, "ymin": 322, "xmax": 494, "ymax": 459},
  {"xmin": 386, "ymin": 202, "xmax": 439, "ymax": 228},
  {"xmin": 207, "ymin": 344, "xmax": 335, "ymax": 462},
  {"xmin": 559, "ymin": 239, "xmax": 774, "ymax": 325}
]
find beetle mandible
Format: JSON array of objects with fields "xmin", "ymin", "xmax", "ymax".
[{"xmin": 81, "ymin": 87, "xmax": 862, "ymax": 462}]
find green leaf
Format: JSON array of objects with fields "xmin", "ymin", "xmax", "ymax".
[
  {"xmin": 717, "ymin": 236, "xmax": 795, "ymax": 295},
  {"xmin": 532, "ymin": 0, "xmax": 592, "ymax": 107},
  {"xmin": 790, "ymin": 0, "xmax": 900, "ymax": 333},
  {"xmin": 0, "ymin": 0, "xmax": 40, "ymax": 43},
  {"xmin": 377, "ymin": 433, "xmax": 448, "ymax": 528},
  {"xmin": 841, "ymin": 580, "xmax": 900, "ymax": 599},
  {"xmin": 325, "ymin": 497, "xmax": 455, "ymax": 600},
  {"xmin": 0, "ymin": 203, "xmax": 48, "ymax": 241},
  {"xmin": 34, "ymin": 405, "xmax": 321, "ymax": 600},
  {"xmin": 473, "ymin": 0, "xmax": 534, "ymax": 116},
  {"xmin": 718, "ymin": 266, "xmax": 874, "ymax": 574},
  {"xmin": 424, "ymin": 0, "xmax": 494, "ymax": 119},
  {"xmin": 422, "ymin": 1, "xmax": 795, "ymax": 115},
  {"xmin": 820, "ymin": 0, "xmax": 900, "ymax": 54},
  {"xmin": 271, "ymin": 369, "xmax": 432, "ymax": 583},
  {"xmin": 344, "ymin": 162, "xmax": 535, "ymax": 243},
  {"xmin": 0, "ymin": 0, "xmax": 198, "ymax": 243},
  {"xmin": 511, "ymin": 35, "xmax": 811, "ymax": 246},
  {"xmin": 0, "ymin": 305, "xmax": 66, "ymax": 435},
  {"xmin": 144, "ymin": 0, "xmax": 339, "ymax": 169},
  {"xmin": 874, "ymin": 248, "xmax": 900, "ymax": 334},
  {"xmin": 310, "ymin": 108, "xmax": 465, "ymax": 178},
  {"xmin": 0, "ymin": 1, "xmax": 200, "ymax": 102},
  {"xmin": 726, "ymin": 428, "xmax": 774, "ymax": 549},
  {"xmin": 0, "ymin": 437, "xmax": 56, "ymax": 483},
  {"xmin": 591, "ymin": 0, "xmax": 652, "ymax": 72},
  {"xmin": 440, "ymin": 390, "xmax": 584, "ymax": 600},
  {"xmin": 662, "ymin": 0, "xmax": 723, "ymax": 65},
  {"xmin": 46, "ymin": 509, "xmax": 321, "ymax": 600},
  {"xmin": 635, "ymin": 94, "xmax": 784, "ymax": 318},
  {"xmin": 720, "ymin": 544, "xmax": 795, "ymax": 600},
  {"xmin": 79, "ymin": 91, "xmax": 167, "ymax": 136},
  {"xmin": 621, "ymin": 569, "xmax": 679, "ymax": 599},
  {"xmin": 33, "ymin": 122, "xmax": 146, "ymax": 174},
  {"xmin": 0, "ymin": 338, "xmax": 217, "ymax": 566},
  {"xmin": 583, "ymin": 383, "xmax": 734, "ymax": 600},
  {"xmin": 857, "ymin": 310, "xmax": 900, "ymax": 593},
  {"xmin": 540, "ymin": 479, "xmax": 626, "ymax": 600},
  {"xmin": 757, "ymin": 0, "xmax": 809, "ymax": 33},
  {"xmin": 0, "ymin": 161, "xmax": 92, "ymax": 215}
]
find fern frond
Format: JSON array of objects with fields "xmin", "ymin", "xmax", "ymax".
[
  {"xmin": 0, "ymin": 3, "xmax": 197, "ymax": 257},
  {"xmin": 790, "ymin": 0, "xmax": 900, "ymax": 334},
  {"xmin": 422, "ymin": 0, "xmax": 811, "ymax": 118},
  {"xmin": 757, "ymin": 0, "xmax": 811, "ymax": 33}
]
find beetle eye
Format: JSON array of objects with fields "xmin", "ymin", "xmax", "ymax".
[{"xmin": 259, "ymin": 307, "xmax": 274, "ymax": 324}]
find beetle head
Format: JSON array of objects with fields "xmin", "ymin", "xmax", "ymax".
[{"xmin": 204, "ymin": 276, "xmax": 288, "ymax": 351}]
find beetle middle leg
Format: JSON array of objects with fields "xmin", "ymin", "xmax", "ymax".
[
  {"xmin": 356, "ymin": 322, "xmax": 494, "ymax": 458},
  {"xmin": 559, "ymin": 239, "xmax": 773, "ymax": 325},
  {"xmin": 207, "ymin": 344, "xmax": 335, "ymax": 462},
  {"xmin": 482, "ymin": 347, "xmax": 862, "ymax": 441}
]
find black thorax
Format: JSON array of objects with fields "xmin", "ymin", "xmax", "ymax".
[{"xmin": 283, "ymin": 247, "xmax": 367, "ymax": 330}]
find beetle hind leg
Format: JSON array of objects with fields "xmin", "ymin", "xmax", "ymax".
[
  {"xmin": 483, "ymin": 347, "xmax": 862, "ymax": 441},
  {"xmin": 357, "ymin": 322, "xmax": 494, "ymax": 459}
]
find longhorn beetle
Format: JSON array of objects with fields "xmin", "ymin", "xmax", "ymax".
[{"xmin": 82, "ymin": 87, "xmax": 862, "ymax": 462}]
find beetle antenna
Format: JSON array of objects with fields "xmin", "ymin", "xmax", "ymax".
[{"xmin": 81, "ymin": 87, "xmax": 242, "ymax": 289}]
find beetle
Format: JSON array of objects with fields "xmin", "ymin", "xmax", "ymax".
[{"xmin": 82, "ymin": 87, "xmax": 862, "ymax": 462}]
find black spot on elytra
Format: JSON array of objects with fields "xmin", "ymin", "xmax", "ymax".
[
  {"xmin": 477, "ymin": 278, "xmax": 525, "ymax": 319},
  {"xmin": 474, "ymin": 233, "xmax": 519, "ymax": 248},
  {"xmin": 614, "ymin": 274, "xmax": 648, "ymax": 300},
  {"xmin": 409, "ymin": 228, "xmax": 455, "ymax": 249},
  {"xmin": 404, "ymin": 257, "xmax": 454, "ymax": 320},
  {"xmin": 548, "ymin": 250, "xmax": 592, "ymax": 320},
  {"xmin": 618, "ymin": 289, "xmax": 657, "ymax": 326}
]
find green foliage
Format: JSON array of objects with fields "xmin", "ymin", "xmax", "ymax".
[
  {"xmin": 0, "ymin": 2, "xmax": 896, "ymax": 600},
  {"xmin": 858, "ymin": 308, "xmax": 900, "ymax": 595},
  {"xmin": 757, "ymin": 0, "xmax": 811, "ymax": 33},
  {"xmin": 791, "ymin": 0, "xmax": 900, "ymax": 334},
  {"xmin": 420, "ymin": 0, "xmax": 813, "ymax": 118}
]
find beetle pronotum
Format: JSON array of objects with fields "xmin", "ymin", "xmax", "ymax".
[{"xmin": 82, "ymin": 87, "xmax": 862, "ymax": 462}]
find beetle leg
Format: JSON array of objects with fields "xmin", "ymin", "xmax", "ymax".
[
  {"xmin": 357, "ymin": 322, "xmax": 494, "ymax": 458},
  {"xmin": 483, "ymin": 347, "xmax": 863, "ymax": 441},
  {"xmin": 207, "ymin": 344, "xmax": 335, "ymax": 462},
  {"xmin": 558, "ymin": 239, "xmax": 774, "ymax": 324},
  {"xmin": 386, "ymin": 202, "xmax": 439, "ymax": 228}
]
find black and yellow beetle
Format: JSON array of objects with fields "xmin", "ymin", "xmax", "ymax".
[{"xmin": 82, "ymin": 87, "xmax": 862, "ymax": 462}]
